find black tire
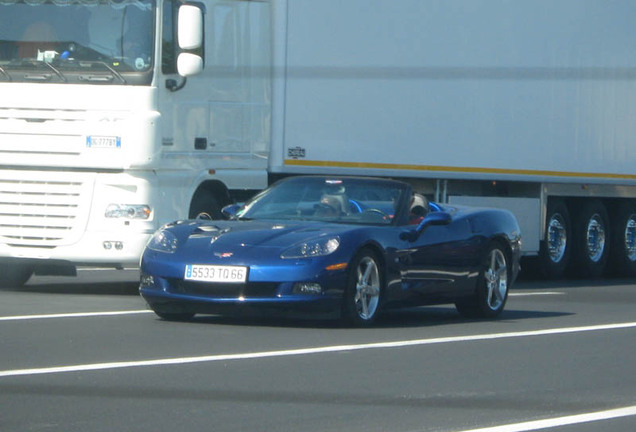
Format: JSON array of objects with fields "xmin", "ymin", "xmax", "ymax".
[
  {"xmin": 189, "ymin": 190, "xmax": 222, "ymax": 220},
  {"xmin": 342, "ymin": 248, "xmax": 383, "ymax": 327},
  {"xmin": 151, "ymin": 305, "xmax": 196, "ymax": 322},
  {"xmin": 456, "ymin": 243, "xmax": 510, "ymax": 319},
  {"xmin": 0, "ymin": 261, "xmax": 34, "ymax": 289},
  {"xmin": 539, "ymin": 199, "xmax": 571, "ymax": 279},
  {"xmin": 570, "ymin": 200, "xmax": 610, "ymax": 278},
  {"xmin": 609, "ymin": 201, "xmax": 636, "ymax": 277}
]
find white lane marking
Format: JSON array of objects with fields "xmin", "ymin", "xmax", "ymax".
[
  {"xmin": 0, "ymin": 321, "xmax": 634, "ymax": 378},
  {"xmin": 456, "ymin": 405, "xmax": 636, "ymax": 432},
  {"xmin": 77, "ymin": 268, "xmax": 138, "ymax": 272},
  {"xmin": 0, "ymin": 310, "xmax": 152, "ymax": 321},
  {"xmin": 509, "ymin": 292, "xmax": 565, "ymax": 297}
]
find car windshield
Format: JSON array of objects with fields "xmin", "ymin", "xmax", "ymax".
[
  {"xmin": 0, "ymin": 0, "xmax": 155, "ymax": 85},
  {"xmin": 237, "ymin": 177, "xmax": 409, "ymax": 225}
]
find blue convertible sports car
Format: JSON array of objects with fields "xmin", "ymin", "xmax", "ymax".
[{"xmin": 140, "ymin": 176, "xmax": 521, "ymax": 326}]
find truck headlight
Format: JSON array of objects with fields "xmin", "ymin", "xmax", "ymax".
[
  {"xmin": 147, "ymin": 230, "xmax": 178, "ymax": 253},
  {"xmin": 105, "ymin": 204, "xmax": 151, "ymax": 220},
  {"xmin": 281, "ymin": 236, "xmax": 340, "ymax": 259}
]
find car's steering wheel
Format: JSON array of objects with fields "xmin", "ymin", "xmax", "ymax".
[{"xmin": 362, "ymin": 208, "xmax": 389, "ymax": 220}]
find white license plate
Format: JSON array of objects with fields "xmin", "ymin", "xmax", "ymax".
[{"xmin": 184, "ymin": 264, "xmax": 247, "ymax": 283}]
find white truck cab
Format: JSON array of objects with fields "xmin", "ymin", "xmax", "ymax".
[{"xmin": 0, "ymin": 0, "xmax": 270, "ymax": 286}]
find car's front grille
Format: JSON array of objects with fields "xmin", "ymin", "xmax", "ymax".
[{"xmin": 173, "ymin": 280, "xmax": 280, "ymax": 299}]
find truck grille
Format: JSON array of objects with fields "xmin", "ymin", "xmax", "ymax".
[{"xmin": 0, "ymin": 176, "xmax": 90, "ymax": 247}]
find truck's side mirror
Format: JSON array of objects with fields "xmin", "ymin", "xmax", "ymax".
[
  {"xmin": 176, "ymin": 3, "xmax": 205, "ymax": 77},
  {"xmin": 177, "ymin": 53, "xmax": 203, "ymax": 77}
]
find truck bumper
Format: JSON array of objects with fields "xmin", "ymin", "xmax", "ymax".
[{"xmin": 0, "ymin": 230, "xmax": 152, "ymax": 267}]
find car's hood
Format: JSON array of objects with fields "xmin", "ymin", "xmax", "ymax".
[{"xmin": 168, "ymin": 219, "xmax": 349, "ymax": 252}]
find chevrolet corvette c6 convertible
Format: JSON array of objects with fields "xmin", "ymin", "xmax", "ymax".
[{"xmin": 140, "ymin": 176, "xmax": 521, "ymax": 326}]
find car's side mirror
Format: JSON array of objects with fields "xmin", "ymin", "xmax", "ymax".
[
  {"xmin": 400, "ymin": 211, "xmax": 451, "ymax": 241},
  {"xmin": 222, "ymin": 204, "xmax": 243, "ymax": 219}
]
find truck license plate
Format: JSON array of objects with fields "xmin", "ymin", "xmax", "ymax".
[{"xmin": 86, "ymin": 136, "xmax": 121, "ymax": 148}]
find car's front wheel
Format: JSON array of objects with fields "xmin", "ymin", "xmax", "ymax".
[
  {"xmin": 150, "ymin": 304, "xmax": 196, "ymax": 322},
  {"xmin": 456, "ymin": 243, "xmax": 509, "ymax": 318},
  {"xmin": 342, "ymin": 249, "xmax": 382, "ymax": 327}
]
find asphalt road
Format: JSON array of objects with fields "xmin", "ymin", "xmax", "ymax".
[{"xmin": 1, "ymin": 270, "xmax": 635, "ymax": 432}]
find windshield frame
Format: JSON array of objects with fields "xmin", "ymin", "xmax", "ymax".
[
  {"xmin": 0, "ymin": 0, "xmax": 156, "ymax": 86},
  {"xmin": 236, "ymin": 176, "xmax": 412, "ymax": 226}
]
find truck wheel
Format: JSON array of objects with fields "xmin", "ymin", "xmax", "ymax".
[
  {"xmin": 0, "ymin": 261, "xmax": 34, "ymax": 289},
  {"xmin": 342, "ymin": 249, "xmax": 382, "ymax": 327},
  {"xmin": 610, "ymin": 201, "xmax": 636, "ymax": 276},
  {"xmin": 189, "ymin": 190, "xmax": 222, "ymax": 220},
  {"xmin": 456, "ymin": 243, "xmax": 509, "ymax": 318},
  {"xmin": 571, "ymin": 200, "xmax": 610, "ymax": 278},
  {"xmin": 539, "ymin": 199, "xmax": 571, "ymax": 278}
]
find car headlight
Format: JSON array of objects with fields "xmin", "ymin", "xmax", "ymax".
[
  {"xmin": 281, "ymin": 236, "xmax": 340, "ymax": 259},
  {"xmin": 147, "ymin": 230, "xmax": 178, "ymax": 253}
]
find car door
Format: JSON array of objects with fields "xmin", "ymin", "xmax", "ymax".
[{"xmin": 395, "ymin": 213, "xmax": 479, "ymax": 300}]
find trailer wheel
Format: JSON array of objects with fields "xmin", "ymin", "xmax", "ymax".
[
  {"xmin": 571, "ymin": 200, "xmax": 610, "ymax": 278},
  {"xmin": 0, "ymin": 261, "xmax": 34, "ymax": 289},
  {"xmin": 189, "ymin": 189, "xmax": 222, "ymax": 220},
  {"xmin": 610, "ymin": 201, "xmax": 636, "ymax": 276},
  {"xmin": 539, "ymin": 199, "xmax": 571, "ymax": 278}
]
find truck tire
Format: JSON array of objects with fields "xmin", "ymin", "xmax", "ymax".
[
  {"xmin": 189, "ymin": 190, "xmax": 222, "ymax": 220},
  {"xmin": 0, "ymin": 261, "xmax": 34, "ymax": 289},
  {"xmin": 539, "ymin": 199, "xmax": 571, "ymax": 278},
  {"xmin": 570, "ymin": 200, "xmax": 610, "ymax": 278},
  {"xmin": 609, "ymin": 201, "xmax": 636, "ymax": 276}
]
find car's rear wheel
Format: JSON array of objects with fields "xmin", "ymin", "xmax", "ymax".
[
  {"xmin": 342, "ymin": 249, "xmax": 382, "ymax": 327},
  {"xmin": 456, "ymin": 243, "xmax": 509, "ymax": 318}
]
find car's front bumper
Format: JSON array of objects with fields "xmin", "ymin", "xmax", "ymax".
[{"xmin": 139, "ymin": 269, "xmax": 348, "ymax": 319}]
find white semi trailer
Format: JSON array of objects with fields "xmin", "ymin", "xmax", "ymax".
[
  {"xmin": 0, "ymin": 0, "xmax": 635, "ymax": 287},
  {"xmin": 268, "ymin": 0, "xmax": 636, "ymax": 279}
]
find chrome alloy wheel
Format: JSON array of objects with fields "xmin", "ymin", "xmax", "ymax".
[
  {"xmin": 354, "ymin": 256, "xmax": 381, "ymax": 320},
  {"xmin": 547, "ymin": 213, "xmax": 567, "ymax": 263},
  {"xmin": 484, "ymin": 248, "xmax": 508, "ymax": 311},
  {"xmin": 624, "ymin": 215, "xmax": 636, "ymax": 262},
  {"xmin": 586, "ymin": 214, "xmax": 606, "ymax": 263}
]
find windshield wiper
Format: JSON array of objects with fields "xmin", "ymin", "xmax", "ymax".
[
  {"xmin": 17, "ymin": 59, "xmax": 67, "ymax": 83},
  {"xmin": 76, "ymin": 60, "xmax": 126, "ymax": 84},
  {"xmin": 41, "ymin": 60, "xmax": 67, "ymax": 82}
]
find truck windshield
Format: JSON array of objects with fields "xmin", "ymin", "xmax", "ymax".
[{"xmin": 0, "ymin": 0, "xmax": 155, "ymax": 85}]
